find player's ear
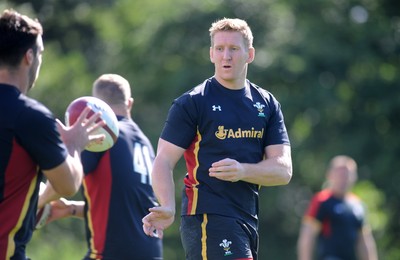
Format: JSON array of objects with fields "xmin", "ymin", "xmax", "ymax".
[
  {"xmin": 25, "ymin": 49, "xmax": 34, "ymax": 64},
  {"xmin": 209, "ymin": 46, "xmax": 215, "ymax": 64},
  {"xmin": 127, "ymin": 97, "xmax": 134, "ymax": 110},
  {"xmin": 247, "ymin": 47, "xmax": 255, "ymax": 64}
]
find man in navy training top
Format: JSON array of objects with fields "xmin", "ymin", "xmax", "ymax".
[
  {"xmin": 297, "ymin": 155, "xmax": 378, "ymax": 260},
  {"xmin": 142, "ymin": 18, "xmax": 292, "ymax": 260},
  {"xmin": 0, "ymin": 9, "xmax": 103, "ymax": 260},
  {"xmin": 42, "ymin": 74, "xmax": 163, "ymax": 259}
]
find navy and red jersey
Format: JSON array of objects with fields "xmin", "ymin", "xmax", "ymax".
[
  {"xmin": 81, "ymin": 116, "xmax": 162, "ymax": 260},
  {"xmin": 304, "ymin": 189, "xmax": 366, "ymax": 260},
  {"xmin": 161, "ymin": 77, "xmax": 290, "ymax": 228},
  {"xmin": 0, "ymin": 84, "xmax": 68, "ymax": 259}
]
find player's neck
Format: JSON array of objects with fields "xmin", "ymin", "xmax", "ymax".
[
  {"xmin": 214, "ymin": 76, "xmax": 246, "ymax": 90},
  {"xmin": 0, "ymin": 69, "xmax": 29, "ymax": 94},
  {"xmin": 330, "ymin": 189, "xmax": 347, "ymax": 199},
  {"xmin": 110, "ymin": 105, "xmax": 130, "ymax": 119}
]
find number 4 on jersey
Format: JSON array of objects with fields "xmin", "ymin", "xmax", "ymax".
[{"xmin": 133, "ymin": 143, "xmax": 153, "ymax": 185}]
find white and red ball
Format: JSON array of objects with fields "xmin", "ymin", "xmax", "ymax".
[{"xmin": 65, "ymin": 96, "xmax": 119, "ymax": 152}]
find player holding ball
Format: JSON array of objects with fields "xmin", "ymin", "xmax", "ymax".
[
  {"xmin": 0, "ymin": 9, "xmax": 104, "ymax": 260},
  {"xmin": 40, "ymin": 74, "xmax": 163, "ymax": 260}
]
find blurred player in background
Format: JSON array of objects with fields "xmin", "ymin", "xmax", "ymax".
[
  {"xmin": 297, "ymin": 155, "xmax": 378, "ymax": 260},
  {"xmin": 142, "ymin": 18, "xmax": 292, "ymax": 259},
  {"xmin": 0, "ymin": 9, "xmax": 103, "ymax": 260},
  {"xmin": 44, "ymin": 74, "xmax": 163, "ymax": 259}
]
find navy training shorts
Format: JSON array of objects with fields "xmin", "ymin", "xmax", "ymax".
[{"xmin": 180, "ymin": 214, "xmax": 258, "ymax": 260}]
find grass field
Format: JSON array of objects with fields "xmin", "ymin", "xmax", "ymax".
[{"xmin": 27, "ymin": 218, "xmax": 86, "ymax": 260}]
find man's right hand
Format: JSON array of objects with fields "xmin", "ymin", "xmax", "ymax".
[{"xmin": 142, "ymin": 206, "xmax": 175, "ymax": 239}]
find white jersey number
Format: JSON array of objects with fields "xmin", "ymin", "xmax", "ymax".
[{"xmin": 133, "ymin": 143, "xmax": 153, "ymax": 185}]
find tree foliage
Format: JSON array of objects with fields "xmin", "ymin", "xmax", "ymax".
[{"xmin": 2, "ymin": 0, "xmax": 399, "ymax": 259}]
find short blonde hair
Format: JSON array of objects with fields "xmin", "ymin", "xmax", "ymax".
[
  {"xmin": 209, "ymin": 18, "xmax": 254, "ymax": 49},
  {"xmin": 92, "ymin": 74, "xmax": 131, "ymax": 105}
]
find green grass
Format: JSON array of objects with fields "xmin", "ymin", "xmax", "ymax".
[{"xmin": 27, "ymin": 218, "xmax": 87, "ymax": 260}]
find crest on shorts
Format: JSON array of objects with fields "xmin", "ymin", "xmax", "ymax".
[{"xmin": 219, "ymin": 239, "xmax": 233, "ymax": 256}]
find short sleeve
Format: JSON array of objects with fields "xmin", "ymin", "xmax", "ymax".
[
  {"xmin": 16, "ymin": 103, "xmax": 68, "ymax": 170},
  {"xmin": 160, "ymin": 94, "xmax": 198, "ymax": 149}
]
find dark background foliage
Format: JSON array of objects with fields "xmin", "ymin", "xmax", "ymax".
[{"xmin": 2, "ymin": 0, "xmax": 399, "ymax": 259}]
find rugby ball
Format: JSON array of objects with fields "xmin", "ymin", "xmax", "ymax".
[{"xmin": 65, "ymin": 96, "xmax": 119, "ymax": 152}]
